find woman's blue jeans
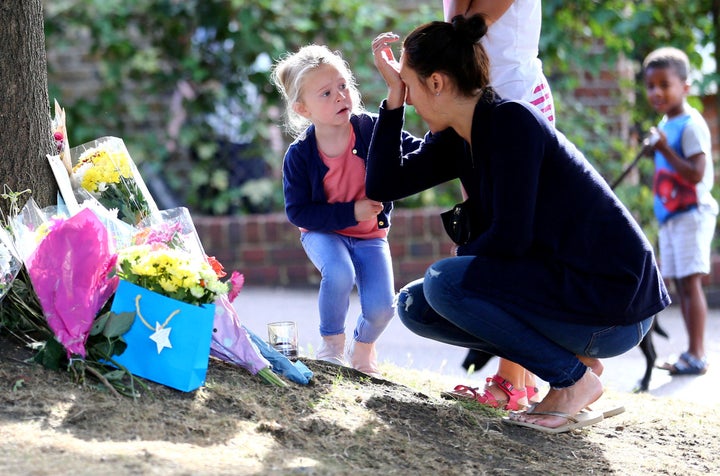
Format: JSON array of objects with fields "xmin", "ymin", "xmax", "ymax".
[
  {"xmin": 397, "ymin": 257, "xmax": 654, "ymax": 388},
  {"xmin": 300, "ymin": 231, "xmax": 395, "ymax": 343}
]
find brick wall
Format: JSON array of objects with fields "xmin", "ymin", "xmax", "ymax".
[
  {"xmin": 195, "ymin": 209, "xmax": 720, "ymax": 294},
  {"xmin": 194, "ymin": 208, "xmax": 454, "ymax": 290}
]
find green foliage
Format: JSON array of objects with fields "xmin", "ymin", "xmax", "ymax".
[
  {"xmin": 43, "ymin": 1, "xmax": 718, "ymax": 219},
  {"xmin": 541, "ymin": 0, "xmax": 718, "ymax": 235},
  {"xmin": 44, "ymin": 0, "xmax": 435, "ymax": 214}
]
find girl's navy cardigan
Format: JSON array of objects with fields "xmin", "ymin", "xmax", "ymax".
[{"xmin": 282, "ymin": 113, "xmax": 420, "ymax": 232}]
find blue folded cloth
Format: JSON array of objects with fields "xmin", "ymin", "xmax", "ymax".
[{"xmin": 247, "ymin": 327, "xmax": 313, "ymax": 385}]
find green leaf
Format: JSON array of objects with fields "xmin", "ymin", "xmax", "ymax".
[
  {"xmin": 102, "ymin": 369, "xmax": 127, "ymax": 381},
  {"xmin": 33, "ymin": 338, "xmax": 67, "ymax": 371},
  {"xmin": 103, "ymin": 311, "xmax": 136, "ymax": 338},
  {"xmin": 111, "ymin": 340, "xmax": 128, "ymax": 357},
  {"xmin": 90, "ymin": 311, "xmax": 111, "ymax": 336}
]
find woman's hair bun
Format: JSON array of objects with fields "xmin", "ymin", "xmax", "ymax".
[{"xmin": 451, "ymin": 13, "xmax": 488, "ymax": 43}]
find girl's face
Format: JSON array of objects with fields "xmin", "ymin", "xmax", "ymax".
[
  {"xmin": 294, "ymin": 63, "xmax": 353, "ymax": 129},
  {"xmin": 399, "ymin": 55, "xmax": 446, "ymax": 133},
  {"xmin": 644, "ymin": 66, "xmax": 689, "ymax": 118}
]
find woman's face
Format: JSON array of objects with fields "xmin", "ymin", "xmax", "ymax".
[{"xmin": 399, "ymin": 55, "xmax": 444, "ymax": 133}]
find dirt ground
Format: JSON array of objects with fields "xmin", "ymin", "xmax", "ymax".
[{"xmin": 0, "ymin": 333, "xmax": 718, "ymax": 476}]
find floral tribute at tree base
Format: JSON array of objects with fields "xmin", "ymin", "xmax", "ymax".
[{"xmin": 0, "ymin": 101, "xmax": 306, "ymax": 396}]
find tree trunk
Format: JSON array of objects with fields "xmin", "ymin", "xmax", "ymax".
[{"xmin": 0, "ymin": 0, "xmax": 56, "ymax": 217}]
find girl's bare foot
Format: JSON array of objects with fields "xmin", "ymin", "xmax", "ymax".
[{"xmin": 508, "ymin": 369, "xmax": 603, "ymax": 429}]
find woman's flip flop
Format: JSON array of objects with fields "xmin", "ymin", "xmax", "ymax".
[{"xmin": 502, "ymin": 409, "xmax": 604, "ymax": 434}]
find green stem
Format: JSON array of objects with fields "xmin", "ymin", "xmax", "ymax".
[{"xmin": 257, "ymin": 367, "xmax": 287, "ymax": 387}]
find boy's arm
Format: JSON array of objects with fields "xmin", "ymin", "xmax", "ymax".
[{"xmin": 652, "ymin": 128, "xmax": 706, "ymax": 184}]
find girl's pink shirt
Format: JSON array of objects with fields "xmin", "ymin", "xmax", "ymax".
[{"xmin": 320, "ymin": 129, "xmax": 386, "ymax": 239}]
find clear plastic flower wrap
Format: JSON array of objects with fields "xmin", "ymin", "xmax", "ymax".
[
  {"xmin": 69, "ymin": 136, "xmax": 159, "ymax": 225},
  {"xmin": 0, "ymin": 226, "xmax": 22, "ymax": 304}
]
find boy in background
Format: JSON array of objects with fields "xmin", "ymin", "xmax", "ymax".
[{"xmin": 643, "ymin": 46, "xmax": 717, "ymax": 375}]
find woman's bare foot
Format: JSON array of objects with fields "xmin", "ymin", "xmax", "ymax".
[
  {"xmin": 577, "ymin": 356, "xmax": 604, "ymax": 376},
  {"xmin": 508, "ymin": 369, "xmax": 603, "ymax": 429},
  {"xmin": 524, "ymin": 372, "xmax": 541, "ymax": 404}
]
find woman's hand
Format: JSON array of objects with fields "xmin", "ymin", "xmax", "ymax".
[{"xmin": 371, "ymin": 33, "xmax": 405, "ymax": 109}]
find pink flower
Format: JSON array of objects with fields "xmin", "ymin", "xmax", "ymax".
[
  {"xmin": 133, "ymin": 222, "xmax": 182, "ymax": 247},
  {"xmin": 228, "ymin": 271, "xmax": 244, "ymax": 303}
]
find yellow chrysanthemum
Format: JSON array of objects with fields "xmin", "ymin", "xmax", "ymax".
[
  {"xmin": 116, "ymin": 244, "xmax": 228, "ymax": 305},
  {"xmin": 73, "ymin": 148, "xmax": 133, "ymax": 193}
]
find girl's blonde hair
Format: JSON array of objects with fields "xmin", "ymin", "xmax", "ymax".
[{"xmin": 270, "ymin": 44, "xmax": 363, "ymax": 137}]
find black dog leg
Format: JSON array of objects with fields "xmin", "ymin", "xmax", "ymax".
[
  {"xmin": 636, "ymin": 316, "xmax": 668, "ymax": 392},
  {"xmin": 637, "ymin": 324, "xmax": 657, "ymax": 392},
  {"xmin": 461, "ymin": 349, "xmax": 494, "ymax": 373}
]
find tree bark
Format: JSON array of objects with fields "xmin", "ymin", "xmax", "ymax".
[{"xmin": 0, "ymin": 0, "xmax": 56, "ymax": 217}]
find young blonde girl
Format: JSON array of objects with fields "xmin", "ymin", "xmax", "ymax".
[{"xmin": 270, "ymin": 44, "xmax": 418, "ymax": 376}]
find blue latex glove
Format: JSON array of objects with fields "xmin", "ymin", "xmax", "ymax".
[{"xmin": 247, "ymin": 327, "xmax": 313, "ymax": 385}]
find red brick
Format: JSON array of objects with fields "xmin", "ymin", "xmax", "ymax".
[
  {"xmin": 389, "ymin": 242, "xmax": 407, "ymax": 259},
  {"xmin": 194, "ymin": 210, "xmax": 720, "ymax": 292},
  {"xmin": 244, "ymin": 219, "xmax": 262, "ymax": 243},
  {"xmin": 287, "ymin": 264, "xmax": 318, "ymax": 283},
  {"xmin": 410, "ymin": 214, "xmax": 427, "ymax": 235},
  {"xmin": 246, "ymin": 267, "xmax": 280, "ymax": 286},
  {"xmin": 241, "ymin": 247, "xmax": 267, "ymax": 264}
]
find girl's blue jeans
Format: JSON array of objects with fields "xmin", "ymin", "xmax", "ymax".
[
  {"xmin": 397, "ymin": 257, "xmax": 654, "ymax": 388},
  {"xmin": 300, "ymin": 231, "xmax": 395, "ymax": 343}
]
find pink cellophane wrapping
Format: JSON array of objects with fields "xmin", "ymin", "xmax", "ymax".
[{"xmin": 26, "ymin": 208, "xmax": 119, "ymax": 358}]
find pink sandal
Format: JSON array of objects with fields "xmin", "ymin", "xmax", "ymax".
[{"xmin": 441, "ymin": 375, "xmax": 529, "ymax": 411}]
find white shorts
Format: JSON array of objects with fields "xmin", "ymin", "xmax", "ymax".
[{"xmin": 658, "ymin": 208, "xmax": 716, "ymax": 278}]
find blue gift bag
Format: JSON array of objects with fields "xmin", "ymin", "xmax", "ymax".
[{"xmin": 111, "ymin": 280, "xmax": 215, "ymax": 392}]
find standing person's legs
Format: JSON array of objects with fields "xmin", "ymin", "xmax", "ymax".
[
  {"xmin": 346, "ymin": 236, "xmax": 396, "ymax": 376},
  {"xmin": 350, "ymin": 237, "xmax": 396, "ymax": 343},
  {"xmin": 676, "ymin": 274, "xmax": 707, "ymax": 360},
  {"xmin": 301, "ymin": 232, "xmax": 355, "ymax": 364},
  {"xmin": 660, "ymin": 210, "xmax": 713, "ymax": 374}
]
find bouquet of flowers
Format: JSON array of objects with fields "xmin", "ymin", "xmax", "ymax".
[
  {"xmin": 69, "ymin": 136, "xmax": 159, "ymax": 225},
  {"xmin": 2, "ymin": 105, "xmax": 294, "ymax": 394},
  {"xmin": 0, "ymin": 197, "xmax": 144, "ymax": 396},
  {"xmin": 51, "ymin": 99, "xmax": 72, "ymax": 174},
  {"xmin": 115, "ymin": 244, "xmax": 228, "ymax": 306},
  {"xmin": 13, "ymin": 202, "xmax": 119, "ymax": 359},
  {"xmin": 120, "ymin": 209, "xmax": 282, "ymax": 387},
  {"xmin": 124, "ymin": 208, "xmax": 241, "ymax": 305}
]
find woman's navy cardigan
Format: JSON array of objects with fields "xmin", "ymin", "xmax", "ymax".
[{"xmin": 366, "ymin": 98, "xmax": 670, "ymax": 326}]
